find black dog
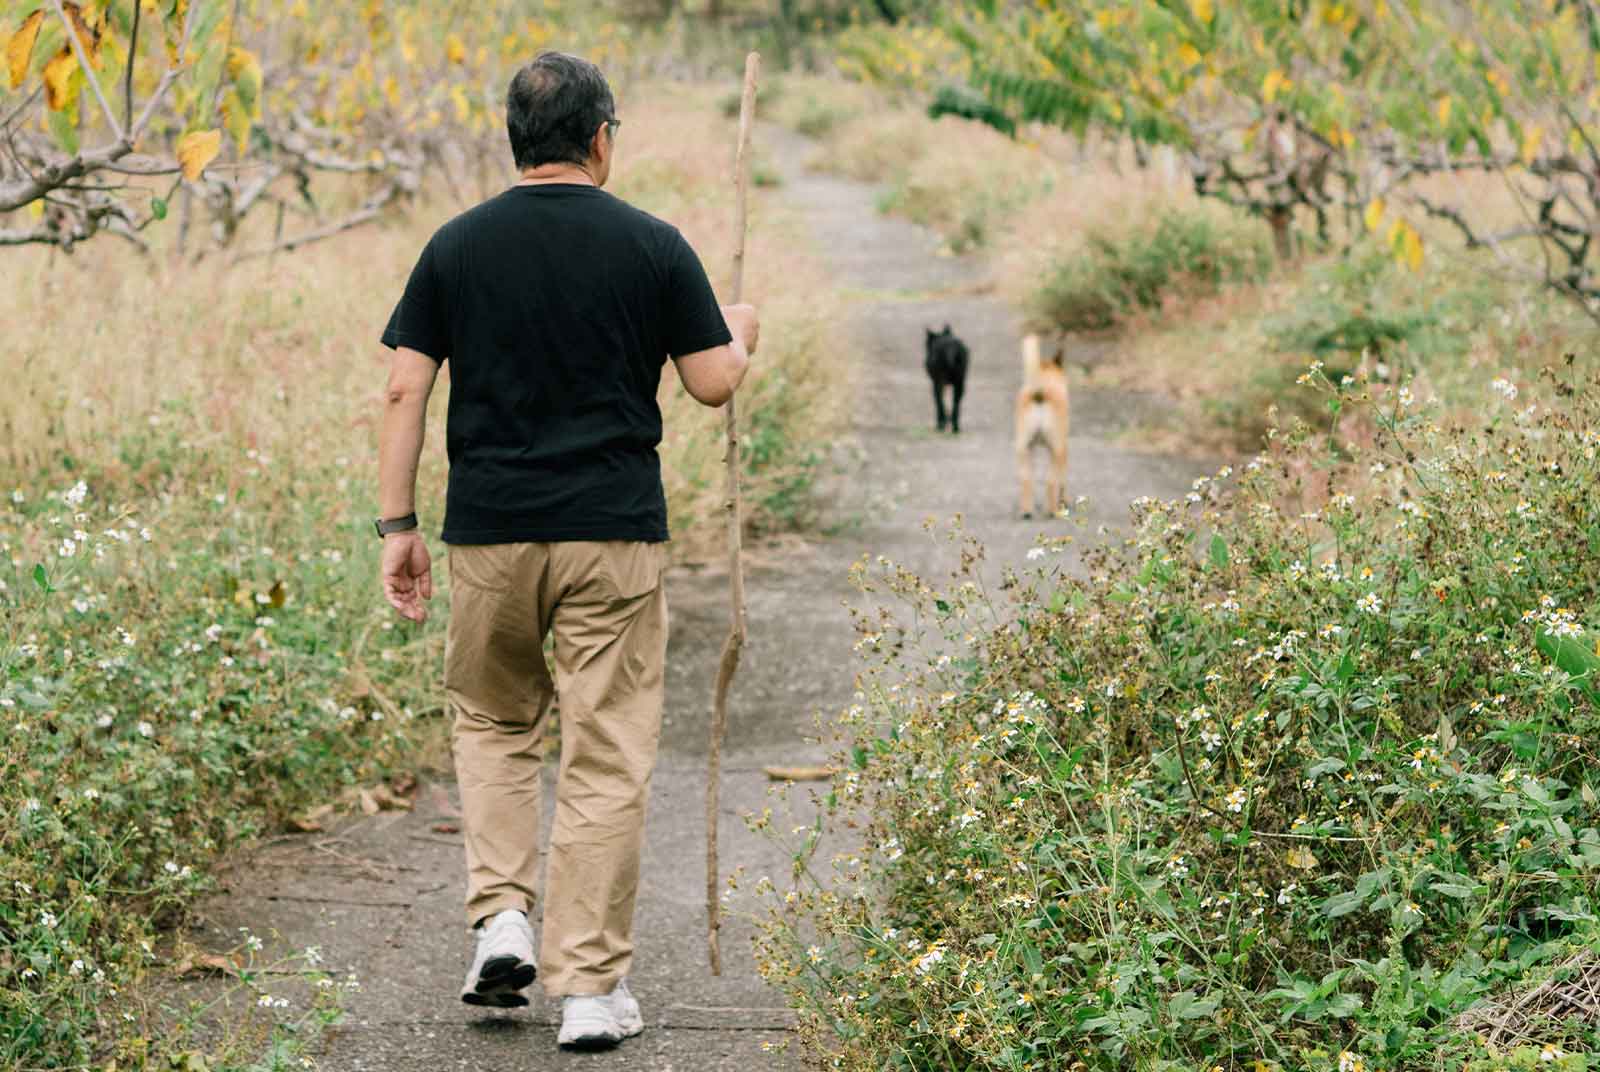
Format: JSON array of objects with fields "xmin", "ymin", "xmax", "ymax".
[{"xmin": 924, "ymin": 324, "xmax": 969, "ymax": 433}]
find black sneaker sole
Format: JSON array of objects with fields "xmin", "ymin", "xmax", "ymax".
[
  {"xmin": 558, "ymin": 1035, "xmax": 625, "ymax": 1052},
  {"xmin": 463, "ymin": 988, "xmax": 530, "ymax": 1008},
  {"xmin": 463, "ymin": 955, "xmax": 536, "ymax": 1007}
]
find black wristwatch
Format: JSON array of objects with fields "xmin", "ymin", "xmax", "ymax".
[{"xmin": 374, "ymin": 513, "xmax": 419, "ymax": 538}]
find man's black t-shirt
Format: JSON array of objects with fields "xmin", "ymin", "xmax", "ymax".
[{"xmin": 381, "ymin": 184, "xmax": 732, "ymax": 545}]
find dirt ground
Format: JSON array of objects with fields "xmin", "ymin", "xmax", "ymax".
[{"xmin": 155, "ymin": 123, "xmax": 1214, "ymax": 1070}]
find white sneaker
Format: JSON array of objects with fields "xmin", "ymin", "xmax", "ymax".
[
  {"xmin": 557, "ymin": 979, "xmax": 644, "ymax": 1049},
  {"xmin": 460, "ymin": 909, "xmax": 536, "ymax": 1008}
]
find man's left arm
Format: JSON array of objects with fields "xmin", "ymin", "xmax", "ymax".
[{"xmin": 378, "ymin": 347, "xmax": 441, "ymax": 622}]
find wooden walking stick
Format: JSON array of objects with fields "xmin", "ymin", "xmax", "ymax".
[{"xmin": 707, "ymin": 49, "xmax": 760, "ymax": 977}]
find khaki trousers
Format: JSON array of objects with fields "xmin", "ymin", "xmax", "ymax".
[{"xmin": 445, "ymin": 540, "xmax": 667, "ymax": 997}]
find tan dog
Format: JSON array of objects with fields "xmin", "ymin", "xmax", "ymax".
[{"xmin": 1014, "ymin": 333, "xmax": 1070, "ymax": 519}]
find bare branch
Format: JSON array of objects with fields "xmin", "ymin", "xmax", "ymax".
[
  {"xmin": 50, "ymin": 0, "xmax": 123, "ymax": 140},
  {"xmin": 231, "ymin": 179, "xmax": 409, "ymax": 262},
  {"xmin": 123, "ymin": 0, "xmax": 141, "ymax": 134},
  {"xmin": 0, "ymin": 224, "xmax": 66, "ymax": 246},
  {"xmin": 1, "ymin": 86, "xmax": 44, "ymax": 136},
  {"xmin": 0, "ymin": 140, "xmax": 132, "ymax": 212}
]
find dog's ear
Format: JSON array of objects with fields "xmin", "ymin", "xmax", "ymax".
[
  {"xmin": 1050, "ymin": 346, "xmax": 1066, "ymax": 368},
  {"xmin": 926, "ymin": 327, "xmax": 936, "ymax": 340},
  {"xmin": 942, "ymin": 323, "xmax": 951, "ymax": 335}
]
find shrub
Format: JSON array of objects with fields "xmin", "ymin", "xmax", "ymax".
[
  {"xmin": 1030, "ymin": 209, "xmax": 1274, "ymax": 333},
  {"xmin": 1264, "ymin": 247, "xmax": 1485, "ymax": 371},
  {"xmin": 1213, "ymin": 246, "xmax": 1503, "ymax": 451},
  {"xmin": 755, "ymin": 361, "xmax": 1600, "ymax": 1070}
]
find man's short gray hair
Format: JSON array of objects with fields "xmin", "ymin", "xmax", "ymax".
[{"xmin": 506, "ymin": 52, "xmax": 616, "ymax": 171}]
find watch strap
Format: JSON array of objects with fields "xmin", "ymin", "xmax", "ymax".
[{"xmin": 375, "ymin": 512, "xmax": 419, "ymax": 538}]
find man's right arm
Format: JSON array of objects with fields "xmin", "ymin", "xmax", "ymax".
[{"xmin": 675, "ymin": 303, "xmax": 758, "ymax": 407}]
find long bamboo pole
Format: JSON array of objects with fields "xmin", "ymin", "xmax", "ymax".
[{"xmin": 707, "ymin": 50, "xmax": 760, "ymax": 978}]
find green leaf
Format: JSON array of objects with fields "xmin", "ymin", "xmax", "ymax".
[
  {"xmin": 1209, "ymin": 534, "xmax": 1229, "ymax": 568},
  {"xmin": 1321, "ymin": 889, "xmax": 1366, "ymax": 918},
  {"xmin": 151, "ymin": 197, "xmax": 168, "ymax": 220},
  {"xmin": 31, "ymin": 563, "xmax": 50, "ymax": 592},
  {"xmin": 1535, "ymin": 626, "xmax": 1600, "ymax": 701},
  {"xmin": 1336, "ymin": 651, "xmax": 1357, "ymax": 682},
  {"xmin": 46, "ymin": 106, "xmax": 79, "ymax": 154},
  {"xmin": 1354, "ymin": 867, "xmax": 1391, "ymax": 899},
  {"xmin": 1169, "ymin": 989, "xmax": 1219, "ymax": 1019},
  {"xmin": 1308, "ymin": 756, "xmax": 1346, "ymax": 779},
  {"xmin": 1430, "ymin": 882, "xmax": 1478, "ymax": 900}
]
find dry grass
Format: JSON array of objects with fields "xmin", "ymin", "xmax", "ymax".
[
  {"xmin": 0, "ymin": 79, "xmax": 843, "ymax": 563},
  {"xmin": 985, "ymin": 150, "xmax": 1598, "ymax": 458},
  {"xmin": 762, "ymin": 74, "xmax": 883, "ymax": 141},
  {"xmin": 810, "ymin": 104, "xmax": 1061, "ymax": 252},
  {"xmin": 1457, "ymin": 949, "xmax": 1600, "ymax": 1048}
]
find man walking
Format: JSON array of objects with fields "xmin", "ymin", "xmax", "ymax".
[{"xmin": 374, "ymin": 51, "xmax": 758, "ymax": 1050}]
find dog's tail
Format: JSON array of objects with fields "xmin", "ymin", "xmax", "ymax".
[{"xmin": 1021, "ymin": 334, "xmax": 1047, "ymax": 403}]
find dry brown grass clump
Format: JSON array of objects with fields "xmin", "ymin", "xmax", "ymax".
[{"xmin": 1457, "ymin": 950, "xmax": 1600, "ymax": 1048}]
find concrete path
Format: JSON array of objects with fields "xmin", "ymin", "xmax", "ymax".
[{"xmin": 158, "ymin": 122, "xmax": 1212, "ymax": 1070}]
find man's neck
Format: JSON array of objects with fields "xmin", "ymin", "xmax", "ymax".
[{"xmin": 517, "ymin": 162, "xmax": 597, "ymax": 187}]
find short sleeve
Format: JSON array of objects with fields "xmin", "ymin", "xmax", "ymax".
[
  {"xmin": 381, "ymin": 239, "xmax": 448, "ymax": 361},
  {"xmin": 663, "ymin": 230, "xmax": 733, "ymax": 359}
]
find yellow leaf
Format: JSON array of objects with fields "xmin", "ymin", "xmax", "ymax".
[
  {"xmin": 1402, "ymin": 223, "xmax": 1423, "ymax": 272},
  {"xmin": 1286, "ymin": 847, "xmax": 1317, "ymax": 870},
  {"xmin": 221, "ymin": 88, "xmax": 251, "ymax": 154},
  {"xmin": 1435, "ymin": 96, "xmax": 1451, "ymax": 126},
  {"xmin": 1177, "ymin": 42, "xmax": 1202, "ymax": 68},
  {"xmin": 7, "ymin": 9, "xmax": 43, "ymax": 89},
  {"xmin": 1364, "ymin": 197, "xmax": 1385, "ymax": 232},
  {"xmin": 1190, "ymin": 0, "xmax": 1214, "ymax": 24},
  {"xmin": 176, "ymin": 128, "xmax": 222, "ymax": 181},
  {"xmin": 227, "ymin": 47, "xmax": 262, "ymax": 114},
  {"xmin": 445, "ymin": 33, "xmax": 465, "ymax": 64},
  {"xmin": 1262, "ymin": 68, "xmax": 1287, "ymax": 104},
  {"xmin": 1520, "ymin": 124, "xmax": 1543, "ymax": 165},
  {"xmin": 161, "ymin": 0, "xmax": 189, "ymax": 64},
  {"xmin": 43, "ymin": 47, "xmax": 78, "ymax": 111},
  {"xmin": 61, "ymin": 1, "xmax": 102, "ymax": 68},
  {"xmin": 289, "ymin": 0, "xmax": 308, "ymax": 16}
]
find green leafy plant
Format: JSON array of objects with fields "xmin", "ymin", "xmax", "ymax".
[
  {"xmin": 1030, "ymin": 208, "xmax": 1272, "ymax": 333},
  {"xmin": 754, "ymin": 359, "xmax": 1600, "ymax": 1070}
]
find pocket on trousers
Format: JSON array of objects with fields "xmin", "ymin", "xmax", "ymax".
[
  {"xmin": 595, "ymin": 542, "xmax": 664, "ymax": 603},
  {"xmin": 448, "ymin": 544, "xmax": 518, "ymax": 592}
]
